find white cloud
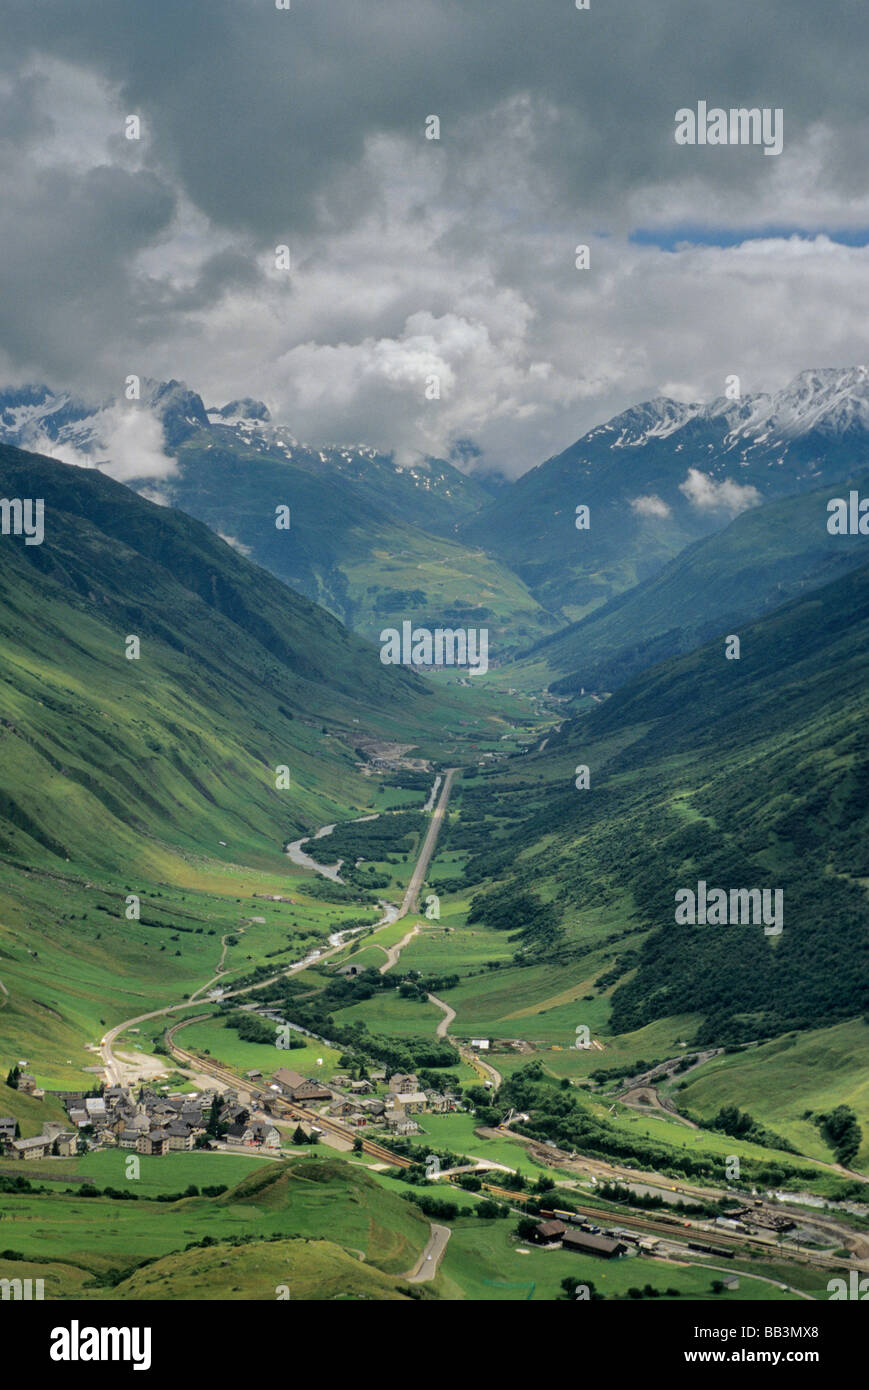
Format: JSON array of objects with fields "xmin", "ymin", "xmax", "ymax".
[
  {"xmin": 31, "ymin": 404, "xmax": 179, "ymax": 483},
  {"xmin": 217, "ymin": 532, "xmax": 252, "ymax": 556},
  {"xmin": 678, "ymin": 468, "xmax": 761, "ymax": 515},
  {"xmin": 97, "ymin": 406, "xmax": 178, "ymax": 483},
  {"xmin": 3, "ymin": 32, "xmax": 869, "ymax": 477},
  {"xmin": 630, "ymin": 494, "xmax": 671, "ymax": 518}
]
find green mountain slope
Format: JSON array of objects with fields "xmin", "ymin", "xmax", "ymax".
[
  {"xmin": 0, "ymin": 442, "xmax": 466, "ymax": 1084},
  {"xmin": 522, "ymin": 473, "xmax": 869, "ymax": 694},
  {"xmin": 0, "ymin": 442, "xmax": 441, "ymax": 871},
  {"xmin": 0, "ymin": 384, "xmax": 558, "ymax": 652},
  {"xmin": 163, "ymin": 428, "xmax": 556, "ymax": 652},
  {"xmin": 436, "ymin": 561, "xmax": 869, "ymax": 1047}
]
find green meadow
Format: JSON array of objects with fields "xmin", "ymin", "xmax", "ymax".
[
  {"xmin": 401, "ymin": 1111, "xmax": 551, "ymax": 1176},
  {"xmin": 673, "ymin": 1021, "xmax": 869, "ymax": 1170},
  {"xmin": 0, "ymin": 1157, "xmax": 430, "ymax": 1297},
  {"xmin": 176, "ymin": 1015, "xmax": 343, "ymax": 1082},
  {"xmin": 433, "ymin": 1218, "xmax": 802, "ymax": 1302}
]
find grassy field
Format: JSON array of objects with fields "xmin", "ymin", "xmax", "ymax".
[
  {"xmin": 672, "ymin": 1020, "xmax": 869, "ymax": 1170},
  {"xmin": 0, "ymin": 1156, "xmax": 430, "ymax": 1297},
  {"xmin": 75, "ymin": 1148, "xmax": 274, "ymax": 1194},
  {"xmin": 401, "ymin": 1112, "xmax": 552, "ymax": 1175},
  {"xmin": 434, "ymin": 1217, "xmax": 803, "ymax": 1301},
  {"xmin": 331, "ymin": 991, "xmax": 445, "ymax": 1039},
  {"xmin": 396, "ymin": 922, "xmax": 514, "ymax": 975},
  {"xmin": 0, "ymin": 1147, "xmax": 273, "ymax": 1194},
  {"xmin": 175, "ymin": 1015, "xmax": 344, "ymax": 1082}
]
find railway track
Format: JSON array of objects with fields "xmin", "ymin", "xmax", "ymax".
[
  {"xmin": 165, "ymin": 1024, "xmax": 859, "ymax": 1277},
  {"xmin": 160, "ymin": 1027, "xmax": 859, "ymax": 1283},
  {"xmin": 165, "ymin": 1021, "xmax": 412, "ymax": 1169},
  {"xmin": 480, "ymin": 1182, "xmax": 532, "ymax": 1204},
  {"xmin": 551, "ymin": 1203, "xmax": 854, "ymax": 1274}
]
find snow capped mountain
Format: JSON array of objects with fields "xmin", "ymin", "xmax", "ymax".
[
  {"xmin": 717, "ymin": 366, "xmax": 869, "ymax": 445},
  {"xmin": 600, "ymin": 366, "xmax": 869, "ymax": 455},
  {"xmin": 466, "ymin": 365, "xmax": 869, "ymax": 620},
  {"xmin": 3, "ymin": 363, "xmax": 867, "ymax": 643},
  {"xmin": 0, "ymin": 374, "xmax": 508, "ymax": 645},
  {"xmin": 3, "ymin": 365, "xmax": 868, "ymax": 489},
  {"xmin": 0, "ymin": 384, "xmax": 104, "ymax": 457},
  {"xmin": 0, "ymin": 379, "xmax": 211, "ymax": 463},
  {"xmin": 0, "ymin": 377, "xmax": 484, "ymax": 507},
  {"xmin": 587, "ymin": 397, "xmax": 706, "ymax": 449}
]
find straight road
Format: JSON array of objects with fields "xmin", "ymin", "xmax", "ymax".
[{"xmin": 400, "ymin": 768, "xmax": 456, "ymax": 915}]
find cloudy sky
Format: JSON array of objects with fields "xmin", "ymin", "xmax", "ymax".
[{"xmin": 2, "ymin": 0, "xmax": 869, "ymax": 477}]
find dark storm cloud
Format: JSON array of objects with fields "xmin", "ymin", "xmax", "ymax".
[
  {"xmin": 1, "ymin": 1, "xmax": 869, "ymax": 472},
  {"xmin": 0, "ymin": 70, "xmax": 54, "ymax": 149},
  {"xmin": 5, "ymin": 0, "xmax": 869, "ymax": 237},
  {"xmin": 0, "ymin": 158, "xmax": 176, "ymax": 378}
]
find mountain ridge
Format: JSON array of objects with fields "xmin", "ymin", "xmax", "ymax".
[{"xmin": 463, "ymin": 365, "xmax": 869, "ymax": 619}]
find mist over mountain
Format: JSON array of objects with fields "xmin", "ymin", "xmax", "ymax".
[
  {"xmin": 0, "ymin": 379, "xmax": 557, "ymax": 652},
  {"xmin": 464, "ymin": 366, "xmax": 869, "ymax": 620},
  {"xmin": 524, "ymin": 469, "xmax": 869, "ymax": 695},
  {"xmin": 4, "ymin": 367, "xmax": 869, "ymax": 659}
]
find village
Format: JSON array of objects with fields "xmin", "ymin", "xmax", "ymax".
[{"xmin": 0, "ymin": 1060, "xmax": 462, "ymax": 1162}]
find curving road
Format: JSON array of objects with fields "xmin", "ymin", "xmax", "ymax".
[
  {"xmin": 379, "ymin": 925, "xmax": 420, "ymax": 975},
  {"xmin": 404, "ymin": 1223, "xmax": 451, "ymax": 1282},
  {"xmin": 428, "ymin": 991, "xmax": 502, "ymax": 1089},
  {"xmin": 428, "ymin": 992, "xmax": 456, "ymax": 1039},
  {"xmin": 100, "ymin": 770, "xmax": 457, "ymax": 1087}
]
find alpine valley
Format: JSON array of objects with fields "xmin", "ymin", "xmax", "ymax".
[{"xmin": 0, "ymin": 367, "xmax": 867, "ymax": 1304}]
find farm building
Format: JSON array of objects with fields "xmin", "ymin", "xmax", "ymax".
[
  {"xmin": 272, "ymin": 1068, "xmax": 332, "ymax": 1102},
  {"xmin": 531, "ymin": 1219, "xmax": 567, "ymax": 1244},
  {"xmin": 562, "ymin": 1230, "xmax": 627, "ymax": 1258}
]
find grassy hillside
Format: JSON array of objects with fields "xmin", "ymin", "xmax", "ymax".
[
  {"xmin": 0, "ymin": 442, "xmax": 469, "ymax": 1081},
  {"xmin": 523, "ymin": 472, "xmax": 869, "ymax": 694},
  {"xmin": 671, "ymin": 1021, "xmax": 869, "ymax": 1169},
  {"xmin": 114, "ymin": 1237, "xmax": 415, "ymax": 1301},
  {"xmin": 462, "ymin": 563, "xmax": 869, "ymax": 1041},
  {"xmin": 0, "ymin": 1156, "xmax": 430, "ymax": 1299},
  {"xmin": 400, "ymin": 567, "xmax": 869, "ymax": 1166},
  {"xmin": 162, "ymin": 429, "xmax": 558, "ymax": 652}
]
